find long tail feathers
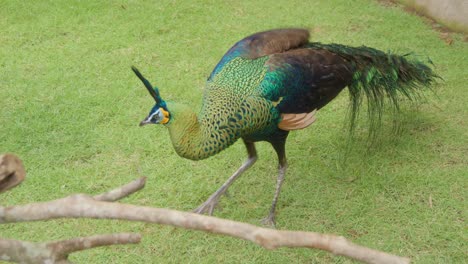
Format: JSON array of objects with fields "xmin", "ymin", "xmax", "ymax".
[{"xmin": 309, "ymin": 43, "xmax": 440, "ymax": 135}]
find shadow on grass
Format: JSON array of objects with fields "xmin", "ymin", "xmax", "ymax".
[{"xmin": 329, "ymin": 104, "xmax": 439, "ymax": 181}]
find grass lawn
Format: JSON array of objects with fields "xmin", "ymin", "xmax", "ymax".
[{"xmin": 1, "ymin": 0, "xmax": 466, "ymax": 263}]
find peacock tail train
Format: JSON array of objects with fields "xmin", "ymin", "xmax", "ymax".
[{"xmin": 307, "ymin": 42, "xmax": 439, "ymax": 133}]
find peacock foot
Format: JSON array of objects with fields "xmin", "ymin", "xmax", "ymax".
[
  {"xmin": 260, "ymin": 214, "xmax": 276, "ymax": 228},
  {"xmin": 193, "ymin": 197, "xmax": 221, "ymax": 215}
]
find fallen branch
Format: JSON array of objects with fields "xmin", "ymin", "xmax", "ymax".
[
  {"xmin": 0, "ymin": 154, "xmax": 410, "ymax": 264},
  {"xmin": 1, "ymin": 190, "xmax": 409, "ymax": 264}
]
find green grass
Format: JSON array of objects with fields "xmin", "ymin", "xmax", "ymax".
[{"xmin": 1, "ymin": 0, "xmax": 466, "ymax": 263}]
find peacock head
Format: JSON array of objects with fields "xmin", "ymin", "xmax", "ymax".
[{"xmin": 132, "ymin": 66, "xmax": 171, "ymax": 126}]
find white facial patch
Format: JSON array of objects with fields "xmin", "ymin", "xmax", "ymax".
[{"xmin": 147, "ymin": 109, "xmax": 164, "ymax": 123}]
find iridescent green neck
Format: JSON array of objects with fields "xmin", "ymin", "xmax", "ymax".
[
  {"xmin": 164, "ymin": 102, "xmax": 239, "ymax": 160},
  {"xmin": 164, "ymin": 57, "xmax": 269, "ymax": 160}
]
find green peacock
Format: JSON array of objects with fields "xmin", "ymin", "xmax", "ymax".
[{"xmin": 132, "ymin": 28, "xmax": 437, "ymax": 226}]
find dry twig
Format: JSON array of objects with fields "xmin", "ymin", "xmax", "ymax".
[
  {"xmin": 93, "ymin": 177, "xmax": 147, "ymax": 202},
  {"xmin": 0, "ymin": 233, "xmax": 141, "ymax": 264}
]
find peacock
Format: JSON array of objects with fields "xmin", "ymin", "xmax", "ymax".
[{"xmin": 132, "ymin": 28, "xmax": 437, "ymax": 226}]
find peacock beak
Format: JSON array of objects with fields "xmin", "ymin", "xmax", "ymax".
[{"xmin": 139, "ymin": 116, "xmax": 153, "ymax": 126}]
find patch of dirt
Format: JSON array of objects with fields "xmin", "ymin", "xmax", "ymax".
[
  {"xmin": 378, "ymin": 0, "xmax": 467, "ymax": 44},
  {"xmin": 377, "ymin": 0, "xmax": 398, "ymax": 8}
]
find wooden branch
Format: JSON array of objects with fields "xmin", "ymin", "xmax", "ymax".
[
  {"xmin": 0, "ymin": 192, "xmax": 410, "ymax": 264},
  {"xmin": 0, "ymin": 155, "xmax": 409, "ymax": 264},
  {"xmin": 0, "ymin": 154, "xmax": 25, "ymax": 193},
  {"xmin": 0, "ymin": 233, "xmax": 141, "ymax": 264},
  {"xmin": 93, "ymin": 177, "xmax": 147, "ymax": 202}
]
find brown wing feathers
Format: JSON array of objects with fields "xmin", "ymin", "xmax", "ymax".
[{"xmin": 244, "ymin": 28, "xmax": 310, "ymax": 59}]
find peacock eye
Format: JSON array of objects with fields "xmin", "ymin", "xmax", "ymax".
[{"xmin": 148, "ymin": 110, "xmax": 160, "ymax": 121}]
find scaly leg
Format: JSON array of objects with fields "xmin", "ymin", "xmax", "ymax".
[
  {"xmin": 261, "ymin": 140, "xmax": 288, "ymax": 227},
  {"xmin": 193, "ymin": 140, "xmax": 257, "ymax": 215}
]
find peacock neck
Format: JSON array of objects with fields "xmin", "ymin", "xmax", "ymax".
[
  {"xmin": 164, "ymin": 57, "xmax": 270, "ymax": 160},
  {"xmin": 165, "ymin": 103, "xmax": 239, "ymax": 161}
]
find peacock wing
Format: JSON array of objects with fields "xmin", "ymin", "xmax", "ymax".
[
  {"xmin": 262, "ymin": 48, "xmax": 354, "ymax": 130},
  {"xmin": 208, "ymin": 28, "xmax": 310, "ymax": 81}
]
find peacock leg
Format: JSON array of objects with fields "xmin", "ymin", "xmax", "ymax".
[
  {"xmin": 261, "ymin": 140, "xmax": 287, "ymax": 227},
  {"xmin": 193, "ymin": 140, "xmax": 257, "ymax": 215}
]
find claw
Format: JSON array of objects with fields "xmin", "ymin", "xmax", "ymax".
[
  {"xmin": 261, "ymin": 214, "xmax": 276, "ymax": 228},
  {"xmin": 193, "ymin": 198, "xmax": 220, "ymax": 215}
]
